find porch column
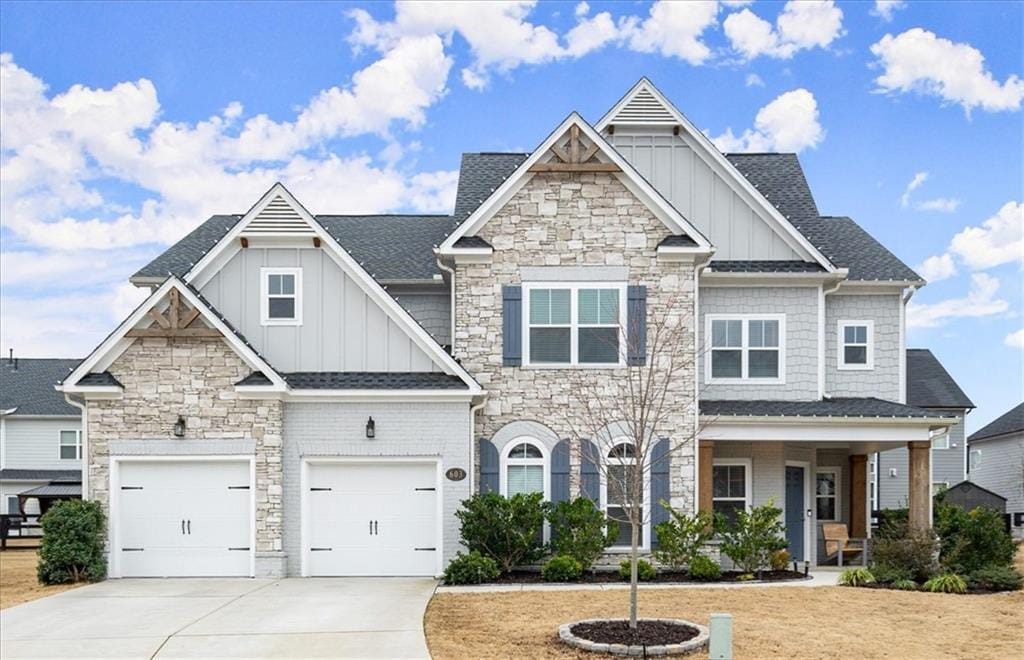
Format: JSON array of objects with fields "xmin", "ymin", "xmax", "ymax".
[
  {"xmin": 907, "ymin": 441, "xmax": 932, "ymax": 530},
  {"xmin": 849, "ymin": 454, "xmax": 868, "ymax": 538},
  {"xmin": 698, "ymin": 440, "xmax": 714, "ymax": 516}
]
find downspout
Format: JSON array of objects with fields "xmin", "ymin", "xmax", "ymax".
[
  {"xmin": 692, "ymin": 251, "xmax": 715, "ymax": 514},
  {"xmin": 64, "ymin": 394, "xmax": 88, "ymax": 500},
  {"xmin": 468, "ymin": 398, "xmax": 487, "ymax": 496},
  {"xmin": 435, "ymin": 251, "xmax": 457, "ymax": 356},
  {"xmin": 899, "ymin": 284, "xmax": 920, "ymax": 405},
  {"xmin": 819, "ymin": 276, "xmax": 844, "ymax": 399}
]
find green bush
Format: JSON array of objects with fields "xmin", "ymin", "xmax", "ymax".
[
  {"xmin": 871, "ymin": 564, "xmax": 913, "ymax": 585},
  {"xmin": 967, "ymin": 565, "xmax": 1023, "ymax": 592},
  {"xmin": 716, "ymin": 501, "xmax": 787, "ymax": 574},
  {"xmin": 923, "ymin": 573, "xmax": 967, "ymax": 594},
  {"xmin": 542, "ymin": 554, "xmax": 584, "ymax": 582},
  {"xmin": 687, "ymin": 555, "xmax": 722, "ymax": 581},
  {"xmin": 37, "ymin": 500, "xmax": 106, "ymax": 585},
  {"xmin": 619, "ymin": 558, "xmax": 656, "ymax": 581},
  {"xmin": 935, "ymin": 503, "xmax": 1015, "ymax": 574},
  {"xmin": 874, "ymin": 509, "xmax": 910, "ymax": 540},
  {"xmin": 891, "ymin": 579, "xmax": 919, "ymax": 591},
  {"xmin": 770, "ymin": 549, "xmax": 791, "ymax": 571},
  {"xmin": 838, "ymin": 567, "xmax": 876, "ymax": 587},
  {"xmin": 651, "ymin": 504, "xmax": 714, "ymax": 570},
  {"xmin": 455, "ymin": 492, "xmax": 547, "ymax": 573},
  {"xmin": 547, "ymin": 498, "xmax": 616, "ymax": 570},
  {"xmin": 443, "ymin": 551, "xmax": 500, "ymax": 585},
  {"xmin": 871, "ymin": 527, "xmax": 938, "ymax": 583}
]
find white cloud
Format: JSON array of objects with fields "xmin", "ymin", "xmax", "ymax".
[
  {"xmin": 907, "ymin": 273, "xmax": 1009, "ymax": 328},
  {"xmin": 710, "ymin": 88, "xmax": 825, "ymax": 153},
  {"xmin": 1005, "ymin": 328, "xmax": 1024, "ymax": 349},
  {"xmin": 871, "ymin": 1, "xmax": 907, "ymax": 23},
  {"xmin": 915, "ymin": 197, "xmax": 961, "ymax": 213},
  {"xmin": 899, "ymin": 171, "xmax": 928, "ymax": 207},
  {"xmin": 620, "ymin": 1, "xmax": 720, "ymax": 64},
  {"xmin": 948, "ymin": 201, "xmax": 1024, "ymax": 270},
  {"xmin": 565, "ymin": 4, "xmax": 620, "ymax": 58},
  {"xmin": 745, "ymin": 73, "xmax": 764, "ymax": 87},
  {"xmin": 917, "ymin": 254, "xmax": 957, "ymax": 283},
  {"xmin": 723, "ymin": 1, "xmax": 844, "ymax": 60},
  {"xmin": 870, "ymin": 28, "xmax": 1024, "ymax": 114}
]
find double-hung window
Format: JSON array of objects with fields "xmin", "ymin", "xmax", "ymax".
[
  {"xmin": 712, "ymin": 460, "xmax": 750, "ymax": 526},
  {"xmin": 59, "ymin": 430, "xmax": 82, "ymax": 460},
  {"xmin": 838, "ymin": 320, "xmax": 873, "ymax": 370},
  {"xmin": 525, "ymin": 284, "xmax": 624, "ymax": 366},
  {"xmin": 815, "ymin": 469, "xmax": 839, "ymax": 521},
  {"xmin": 261, "ymin": 268, "xmax": 302, "ymax": 326},
  {"xmin": 706, "ymin": 315, "xmax": 784, "ymax": 383}
]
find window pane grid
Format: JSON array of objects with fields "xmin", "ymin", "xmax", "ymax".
[
  {"xmin": 526, "ymin": 286, "xmax": 623, "ymax": 366},
  {"xmin": 709, "ymin": 317, "xmax": 781, "ymax": 381},
  {"xmin": 815, "ymin": 471, "xmax": 837, "ymax": 521}
]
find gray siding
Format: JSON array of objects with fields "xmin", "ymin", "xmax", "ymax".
[
  {"xmin": 282, "ymin": 401, "xmax": 471, "ymax": 576},
  {"xmin": 394, "ymin": 292, "xmax": 451, "ymax": 348},
  {"xmin": 825, "ymin": 294, "xmax": 901, "ymax": 400},
  {"xmin": 873, "ymin": 413, "xmax": 967, "ymax": 509},
  {"xmin": 1, "ymin": 417, "xmax": 81, "ymax": 471},
  {"xmin": 200, "ymin": 247, "xmax": 437, "ymax": 373},
  {"xmin": 609, "ymin": 127, "xmax": 803, "ymax": 260},
  {"xmin": 698, "ymin": 286, "xmax": 819, "ymax": 401},
  {"xmin": 969, "ymin": 430, "xmax": 1024, "ymax": 537}
]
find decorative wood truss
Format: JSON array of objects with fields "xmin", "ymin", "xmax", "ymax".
[
  {"xmin": 528, "ymin": 125, "xmax": 621, "ymax": 173},
  {"xmin": 126, "ymin": 289, "xmax": 221, "ymax": 338}
]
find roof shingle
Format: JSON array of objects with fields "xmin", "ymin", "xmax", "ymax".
[
  {"xmin": 969, "ymin": 402, "xmax": 1024, "ymax": 442},
  {"xmin": 906, "ymin": 349, "xmax": 974, "ymax": 409},
  {"xmin": 700, "ymin": 397, "xmax": 956, "ymax": 419},
  {"xmin": 237, "ymin": 372, "xmax": 468, "ymax": 390},
  {"xmin": 0, "ymin": 358, "xmax": 81, "ymax": 416}
]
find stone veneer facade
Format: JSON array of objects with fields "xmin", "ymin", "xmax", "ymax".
[
  {"xmin": 87, "ymin": 337, "xmax": 285, "ymax": 572},
  {"xmin": 454, "ymin": 171, "xmax": 698, "ymax": 512}
]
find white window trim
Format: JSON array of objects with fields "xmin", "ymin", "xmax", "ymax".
[
  {"xmin": 600, "ymin": 438, "xmax": 651, "ymax": 552},
  {"xmin": 260, "ymin": 267, "xmax": 303, "ymax": 326},
  {"xmin": 522, "ymin": 282, "xmax": 628, "ymax": 368},
  {"xmin": 837, "ymin": 320, "xmax": 874, "ymax": 370},
  {"xmin": 57, "ymin": 429, "xmax": 82, "ymax": 461},
  {"xmin": 704, "ymin": 314, "xmax": 786, "ymax": 385},
  {"xmin": 932, "ymin": 481, "xmax": 949, "ymax": 496},
  {"xmin": 969, "ymin": 449, "xmax": 982, "ymax": 470},
  {"xmin": 498, "ymin": 437, "xmax": 551, "ymax": 501},
  {"xmin": 815, "ymin": 467, "xmax": 841, "ymax": 522},
  {"xmin": 711, "ymin": 457, "xmax": 752, "ymax": 518},
  {"xmin": 931, "ymin": 432, "xmax": 950, "ymax": 450}
]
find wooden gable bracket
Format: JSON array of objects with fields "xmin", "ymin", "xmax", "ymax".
[
  {"xmin": 126, "ymin": 289, "xmax": 221, "ymax": 338},
  {"xmin": 529, "ymin": 125, "xmax": 621, "ymax": 173}
]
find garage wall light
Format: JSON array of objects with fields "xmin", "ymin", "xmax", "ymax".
[
  {"xmin": 365, "ymin": 416, "xmax": 375, "ymax": 439},
  {"xmin": 173, "ymin": 415, "xmax": 186, "ymax": 438}
]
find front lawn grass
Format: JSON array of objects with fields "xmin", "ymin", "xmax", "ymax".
[{"xmin": 0, "ymin": 550, "xmax": 82, "ymax": 610}]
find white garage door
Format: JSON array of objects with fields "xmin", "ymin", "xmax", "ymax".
[
  {"xmin": 307, "ymin": 461, "xmax": 438, "ymax": 576},
  {"xmin": 116, "ymin": 460, "xmax": 252, "ymax": 577}
]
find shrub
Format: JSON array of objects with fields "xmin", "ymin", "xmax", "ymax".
[
  {"xmin": 619, "ymin": 558, "xmax": 656, "ymax": 581},
  {"xmin": 891, "ymin": 579, "xmax": 919, "ymax": 591},
  {"xmin": 651, "ymin": 504, "xmax": 714, "ymax": 570},
  {"xmin": 443, "ymin": 551, "xmax": 500, "ymax": 585},
  {"xmin": 455, "ymin": 492, "xmax": 547, "ymax": 573},
  {"xmin": 838, "ymin": 568, "xmax": 876, "ymax": 587},
  {"xmin": 967, "ymin": 565, "xmax": 1023, "ymax": 592},
  {"xmin": 547, "ymin": 498, "xmax": 616, "ymax": 570},
  {"xmin": 874, "ymin": 509, "xmax": 910, "ymax": 540},
  {"xmin": 770, "ymin": 549, "xmax": 791, "ymax": 571},
  {"xmin": 688, "ymin": 555, "xmax": 722, "ymax": 581},
  {"xmin": 542, "ymin": 555, "xmax": 583, "ymax": 582},
  {"xmin": 37, "ymin": 500, "xmax": 106, "ymax": 585},
  {"xmin": 871, "ymin": 527, "xmax": 938, "ymax": 583},
  {"xmin": 923, "ymin": 573, "xmax": 967, "ymax": 594},
  {"xmin": 716, "ymin": 501, "xmax": 787, "ymax": 574},
  {"xmin": 935, "ymin": 503, "xmax": 1015, "ymax": 574},
  {"xmin": 871, "ymin": 564, "xmax": 913, "ymax": 585}
]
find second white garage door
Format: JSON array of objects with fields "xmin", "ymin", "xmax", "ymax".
[{"xmin": 306, "ymin": 461, "xmax": 438, "ymax": 576}]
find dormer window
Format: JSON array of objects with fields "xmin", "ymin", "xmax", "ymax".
[{"xmin": 261, "ymin": 268, "xmax": 302, "ymax": 326}]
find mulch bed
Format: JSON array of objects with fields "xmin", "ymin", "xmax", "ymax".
[
  {"xmin": 469, "ymin": 568, "xmax": 807, "ymax": 585},
  {"xmin": 858, "ymin": 582, "xmax": 1011, "ymax": 595},
  {"xmin": 570, "ymin": 620, "xmax": 699, "ymax": 646}
]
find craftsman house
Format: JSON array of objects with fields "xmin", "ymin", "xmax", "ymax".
[{"xmin": 58, "ymin": 79, "xmax": 960, "ymax": 578}]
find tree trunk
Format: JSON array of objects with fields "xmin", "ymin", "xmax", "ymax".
[{"xmin": 629, "ymin": 516, "xmax": 639, "ymax": 629}]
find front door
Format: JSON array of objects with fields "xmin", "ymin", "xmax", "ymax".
[{"xmin": 785, "ymin": 465, "xmax": 806, "ymax": 562}]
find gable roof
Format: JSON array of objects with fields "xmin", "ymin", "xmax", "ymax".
[
  {"xmin": 454, "ymin": 153, "xmax": 529, "ymax": 220},
  {"xmin": 906, "ymin": 349, "xmax": 974, "ymax": 409},
  {"xmin": 0, "ymin": 358, "xmax": 81, "ymax": 416},
  {"xmin": 969, "ymin": 402, "xmax": 1024, "ymax": 442},
  {"xmin": 318, "ymin": 215, "xmax": 453, "ymax": 282}
]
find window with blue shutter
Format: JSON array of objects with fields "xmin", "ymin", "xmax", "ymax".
[
  {"xmin": 551, "ymin": 439, "xmax": 571, "ymax": 504},
  {"xmin": 649, "ymin": 437, "xmax": 671, "ymax": 546},
  {"xmin": 479, "ymin": 438, "xmax": 500, "ymax": 493},
  {"xmin": 627, "ymin": 285, "xmax": 647, "ymax": 365},
  {"xmin": 502, "ymin": 286, "xmax": 522, "ymax": 366}
]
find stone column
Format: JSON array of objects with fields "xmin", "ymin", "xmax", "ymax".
[
  {"xmin": 907, "ymin": 441, "xmax": 932, "ymax": 531},
  {"xmin": 849, "ymin": 454, "xmax": 868, "ymax": 538},
  {"xmin": 698, "ymin": 440, "xmax": 714, "ymax": 516}
]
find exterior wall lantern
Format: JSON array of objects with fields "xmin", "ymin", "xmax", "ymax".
[
  {"xmin": 173, "ymin": 415, "xmax": 186, "ymax": 438},
  {"xmin": 365, "ymin": 416, "xmax": 376, "ymax": 439}
]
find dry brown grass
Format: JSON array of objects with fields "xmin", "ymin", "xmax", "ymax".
[{"xmin": 0, "ymin": 550, "xmax": 81, "ymax": 609}]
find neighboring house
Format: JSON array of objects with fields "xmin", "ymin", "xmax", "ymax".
[
  {"xmin": 871, "ymin": 349, "xmax": 975, "ymax": 512},
  {"xmin": 968, "ymin": 402, "xmax": 1024, "ymax": 539},
  {"xmin": 58, "ymin": 79, "xmax": 961, "ymax": 578},
  {"xmin": 0, "ymin": 357, "xmax": 83, "ymax": 517}
]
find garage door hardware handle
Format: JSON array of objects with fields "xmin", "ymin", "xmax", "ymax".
[
  {"xmin": 310, "ymin": 487, "xmax": 332, "ymax": 491},
  {"xmin": 187, "ymin": 520, "xmax": 191, "ymax": 535},
  {"xmin": 182, "ymin": 519, "xmax": 186, "ymax": 535},
  {"xmin": 414, "ymin": 548, "xmax": 436, "ymax": 552},
  {"xmin": 122, "ymin": 547, "xmax": 144, "ymax": 552},
  {"xmin": 414, "ymin": 487, "xmax": 435, "ymax": 491},
  {"xmin": 227, "ymin": 485, "xmax": 250, "ymax": 490},
  {"xmin": 228, "ymin": 547, "xmax": 250, "ymax": 551},
  {"xmin": 374, "ymin": 520, "xmax": 378, "ymax": 535},
  {"xmin": 310, "ymin": 547, "xmax": 332, "ymax": 552},
  {"xmin": 121, "ymin": 486, "xmax": 143, "ymax": 490}
]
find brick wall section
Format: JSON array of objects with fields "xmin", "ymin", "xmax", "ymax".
[
  {"xmin": 454, "ymin": 172, "xmax": 698, "ymax": 513},
  {"xmin": 87, "ymin": 337, "xmax": 284, "ymax": 562},
  {"xmin": 824, "ymin": 293, "xmax": 901, "ymax": 400}
]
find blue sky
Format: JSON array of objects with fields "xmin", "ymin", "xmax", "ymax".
[{"xmin": 1, "ymin": 1, "xmax": 1021, "ymax": 430}]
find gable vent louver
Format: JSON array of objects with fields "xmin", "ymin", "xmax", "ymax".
[
  {"xmin": 243, "ymin": 196, "xmax": 316, "ymax": 235},
  {"xmin": 612, "ymin": 88, "xmax": 677, "ymax": 125}
]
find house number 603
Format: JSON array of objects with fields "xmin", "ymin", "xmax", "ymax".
[{"xmin": 445, "ymin": 467, "xmax": 467, "ymax": 482}]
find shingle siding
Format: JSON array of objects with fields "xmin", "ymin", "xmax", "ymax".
[
  {"xmin": 394, "ymin": 293, "xmax": 451, "ymax": 348},
  {"xmin": 825, "ymin": 294, "xmax": 902, "ymax": 400}
]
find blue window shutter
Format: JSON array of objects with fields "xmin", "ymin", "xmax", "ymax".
[
  {"xmin": 627, "ymin": 285, "xmax": 647, "ymax": 366},
  {"xmin": 551, "ymin": 439, "xmax": 571, "ymax": 504},
  {"xmin": 581, "ymin": 439, "xmax": 601, "ymax": 504},
  {"xmin": 479, "ymin": 438, "xmax": 499, "ymax": 493},
  {"xmin": 502, "ymin": 286, "xmax": 522, "ymax": 366},
  {"xmin": 650, "ymin": 437, "xmax": 671, "ymax": 547}
]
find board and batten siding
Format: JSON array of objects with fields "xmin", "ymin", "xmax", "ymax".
[
  {"xmin": 608, "ymin": 127, "xmax": 803, "ymax": 261},
  {"xmin": 1, "ymin": 417, "xmax": 81, "ymax": 471},
  {"xmin": 824, "ymin": 294, "xmax": 902, "ymax": 400},
  {"xmin": 200, "ymin": 247, "xmax": 438, "ymax": 373},
  {"xmin": 874, "ymin": 414, "xmax": 967, "ymax": 509}
]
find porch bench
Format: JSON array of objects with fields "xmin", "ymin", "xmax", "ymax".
[{"xmin": 822, "ymin": 523, "xmax": 867, "ymax": 567}]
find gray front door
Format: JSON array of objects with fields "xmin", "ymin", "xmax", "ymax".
[{"xmin": 785, "ymin": 466, "xmax": 805, "ymax": 562}]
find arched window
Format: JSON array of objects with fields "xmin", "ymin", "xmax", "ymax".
[
  {"xmin": 501, "ymin": 439, "xmax": 548, "ymax": 499},
  {"xmin": 603, "ymin": 439, "xmax": 648, "ymax": 548}
]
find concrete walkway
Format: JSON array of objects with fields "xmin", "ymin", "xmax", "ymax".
[{"xmin": 1, "ymin": 577, "xmax": 437, "ymax": 659}]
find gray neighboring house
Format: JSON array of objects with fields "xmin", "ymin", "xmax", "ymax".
[
  {"xmin": 0, "ymin": 357, "xmax": 83, "ymax": 516},
  {"xmin": 871, "ymin": 349, "xmax": 975, "ymax": 512},
  {"xmin": 968, "ymin": 402, "xmax": 1024, "ymax": 539},
  {"xmin": 57, "ymin": 79, "xmax": 962, "ymax": 578}
]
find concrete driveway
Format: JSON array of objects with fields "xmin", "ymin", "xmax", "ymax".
[{"xmin": 0, "ymin": 577, "xmax": 437, "ymax": 658}]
